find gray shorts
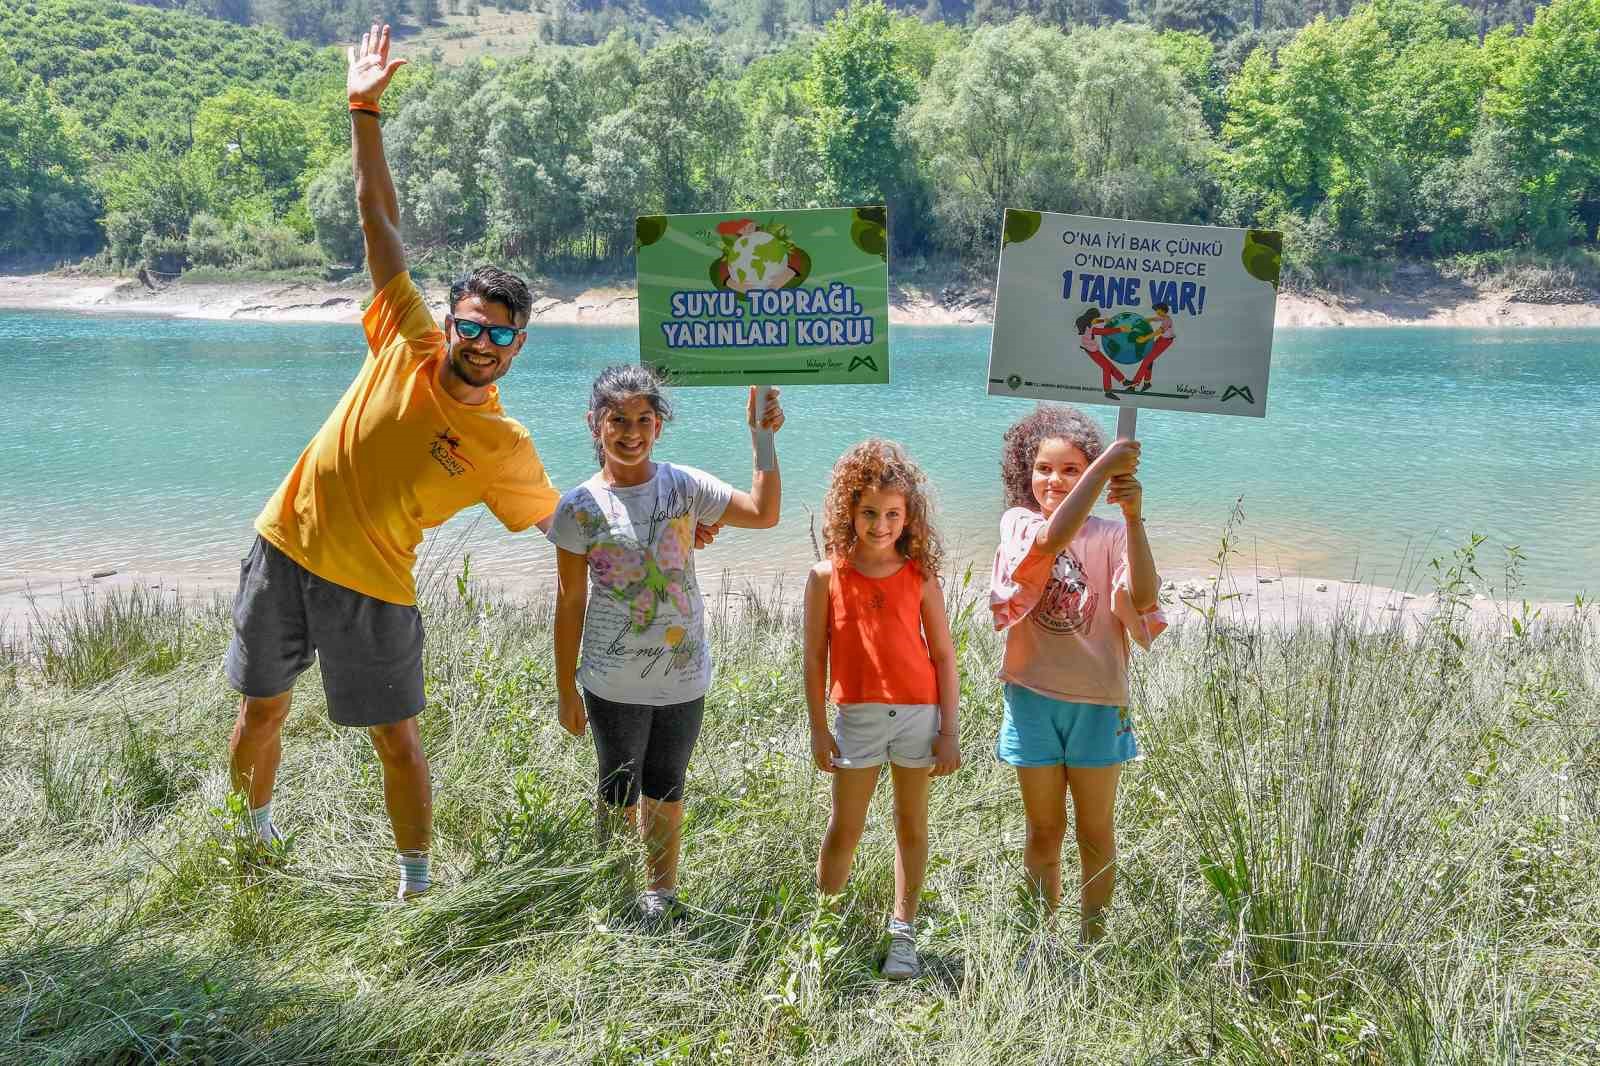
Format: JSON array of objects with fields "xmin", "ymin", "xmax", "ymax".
[
  {"xmin": 833, "ymin": 703, "xmax": 938, "ymax": 769},
  {"xmin": 223, "ymin": 536, "xmax": 425, "ymax": 728}
]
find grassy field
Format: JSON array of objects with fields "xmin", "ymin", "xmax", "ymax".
[
  {"xmin": 1, "ymin": 554, "xmax": 1596, "ymax": 1064},
  {"xmin": 402, "ymin": 8, "xmax": 553, "ymax": 65}
]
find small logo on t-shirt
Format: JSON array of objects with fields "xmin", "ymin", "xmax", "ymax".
[
  {"xmin": 867, "ymin": 590, "xmax": 886, "ymax": 610},
  {"xmin": 1032, "ymin": 549, "xmax": 1098, "ymax": 636},
  {"xmin": 430, "ymin": 429, "xmax": 475, "ymax": 477}
]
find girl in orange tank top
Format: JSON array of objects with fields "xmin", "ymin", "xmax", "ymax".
[{"xmin": 802, "ymin": 440, "xmax": 961, "ymax": 981}]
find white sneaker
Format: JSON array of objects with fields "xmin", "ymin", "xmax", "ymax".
[
  {"xmin": 882, "ymin": 930, "xmax": 921, "ymax": 980},
  {"xmin": 638, "ymin": 890, "xmax": 676, "ymax": 926}
]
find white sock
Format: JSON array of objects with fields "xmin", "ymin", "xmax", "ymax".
[
  {"xmin": 397, "ymin": 851, "xmax": 431, "ymax": 898},
  {"xmin": 250, "ymin": 801, "xmax": 276, "ymax": 843}
]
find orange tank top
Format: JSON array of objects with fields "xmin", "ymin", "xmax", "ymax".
[{"xmin": 828, "ymin": 560, "xmax": 939, "ymax": 705}]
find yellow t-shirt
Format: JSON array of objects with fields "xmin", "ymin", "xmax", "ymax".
[{"xmin": 255, "ymin": 272, "xmax": 559, "ymax": 606}]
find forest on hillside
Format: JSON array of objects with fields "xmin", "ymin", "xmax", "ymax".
[
  {"xmin": 114, "ymin": 0, "xmax": 1549, "ymax": 48},
  {"xmin": 2, "ymin": 0, "xmax": 1596, "ymax": 286}
]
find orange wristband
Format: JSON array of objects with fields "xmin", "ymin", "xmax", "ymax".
[{"xmin": 349, "ymin": 100, "xmax": 380, "ymax": 116}]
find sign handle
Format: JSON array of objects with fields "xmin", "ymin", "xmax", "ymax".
[
  {"xmin": 753, "ymin": 384, "xmax": 778, "ymax": 471},
  {"xmin": 1116, "ymin": 405, "xmax": 1138, "ymax": 441}
]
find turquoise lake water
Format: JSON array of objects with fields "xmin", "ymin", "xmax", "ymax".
[{"xmin": 1, "ymin": 311, "xmax": 1596, "ymax": 600}]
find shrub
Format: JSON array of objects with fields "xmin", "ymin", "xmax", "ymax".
[
  {"xmin": 185, "ymin": 212, "xmax": 232, "ymax": 268},
  {"xmin": 307, "ymin": 162, "xmax": 364, "ymax": 267}
]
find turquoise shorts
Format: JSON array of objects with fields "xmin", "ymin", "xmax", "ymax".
[{"xmin": 995, "ymin": 683, "xmax": 1138, "ymax": 768}]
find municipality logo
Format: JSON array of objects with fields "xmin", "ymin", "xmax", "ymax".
[
  {"xmin": 848, "ymin": 353, "xmax": 879, "ymax": 373},
  {"xmin": 1007, "ymin": 374, "xmax": 1022, "ymax": 390},
  {"xmin": 1221, "ymin": 385, "xmax": 1255, "ymax": 404}
]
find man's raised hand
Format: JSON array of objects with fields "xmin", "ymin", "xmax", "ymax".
[
  {"xmin": 347, "ymin": 23, "xmax": 407, "ymax": 108},
  {"xmin": 348, "ymin": 23, "xmax": 407, "ymax": 292}
]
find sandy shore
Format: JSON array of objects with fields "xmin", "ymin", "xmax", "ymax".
[
  {"xmin": 2, "ymin": 271, "xmax": 1596, "ymax": 329},
  {"xmin": 1271, "ymin": 288, "xmax": 1600, "ymax": 328},
  {"xmin": 3, "ymin": 561, "xmax": 1578, "ymax": 645}
]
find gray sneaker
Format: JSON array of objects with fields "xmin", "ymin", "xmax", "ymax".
[{"xmin": 882, "ymin": 931, "xmax": 921, "ymax": 980}]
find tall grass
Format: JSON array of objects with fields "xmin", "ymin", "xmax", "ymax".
[
  {"xmin": 21, "ymin": 582, "xmax": 213, "ymax": 689},
  {"xmin": 1, "ymin": 554, "xmax": 1596, "ymax": 1064}
]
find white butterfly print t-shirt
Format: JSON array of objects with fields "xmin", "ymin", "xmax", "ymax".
[{"xmin": 549, "ymin": 462, "xmax": 733, "ymax": 704}]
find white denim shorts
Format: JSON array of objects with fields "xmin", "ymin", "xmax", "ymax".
[{"xmin": 833, "ymin": 703, "xmax": 938, "ymax": 769}]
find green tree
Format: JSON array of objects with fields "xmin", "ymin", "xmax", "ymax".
[
  {"xmin": 803, "ymin": 1, "xmax": 917, "ymax": 206},
  {"xmin": 1061, "ymin": 25, "xmax": 1212, "ymax": 222},
  {"xmin": 580, "ymin": 30, "xmax": 643, "ymax": 116},
  {"xmin": 96, "ymin": 150, "xmax": 214, "ymax": 262},
  {"xmin": 1488, "ymin": 0, "xmax": 1600, "ymax": 242},
  {"xmin": 306, "ymin": 159, "xmax": 363, "ymax": 265},
  {"xmin": 578, "ymin": 109, "xmax": 650, "ymax": 260},
  {"xmin": 1154, "ymin": 29, "xmax": 1223, "ymax": 131},
  {"xmin": 885, "ymin": 13, "xmax": 965, "ymax": 78},
  {"xmin": 905, "ymin": 17, "xmax": 1076, "ymax": 257},
  {"xmin": 1218, "ymin": 0, "xmax": 1503, "ymax": 254},
  {"xmin": 1222, "ymin": 16, "xmax": 1377, "ymax": 217},
  {"xmin": 630, "ymin": 37, "xmax": 743, "ymax": 213},
  {"xmin": 479, "ymin": 57, "xmax": 589, "ymax": 261},
  {"xmin": 972, "ymin": 0, "xmax": 1125, "ymax": 27},
  {"xmin": 258, "ymin": 0, "xmax": 333, "ymax": 40},
  {"xmin": 1330, "ymin": 0, "xmax": 1491, "ymax": 248},
  {"xmin": 0, "ymin": 57, "xmax": 100, "ymax": 255},
  {"xmin": 189, "ymin": 86, "xmax": 319, "ymax": 219},
  {"xmin": 731, "ymin": 39, "xmax": 824, "ymax": 208},
  {"xmin": 1148, "ymin": 0, "xmax": 1236, "ymax": 39},
  {"xmin": 382, "ymin": 62, "xmax": 491, "ymax": 250},
  {"xmin": 409, "ymin": 167, "xmax": 466, "ymax": 248},
  {"xmin": 1417, "ymin": 122, "xmax": 1523, "ymax": 251}
]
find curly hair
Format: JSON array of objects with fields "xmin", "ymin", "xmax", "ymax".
[
  {"xmin": 822, "ymin": 439, "xmax": 943, "ymax": 576},
  {"xmin": 999, "ymin": 403, "xmax": 1106, "ymax": 511}
]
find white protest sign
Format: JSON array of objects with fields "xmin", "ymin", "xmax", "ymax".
[{"xmin": 988, "ymin": 210, "xmax": 1281, "ymax": 418}]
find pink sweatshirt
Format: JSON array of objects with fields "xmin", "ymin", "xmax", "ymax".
[{"xmin": 989, "ymin": 509, "xmax": 1167, "ymax": 706}]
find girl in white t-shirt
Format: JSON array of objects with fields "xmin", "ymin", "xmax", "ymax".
[{"xmin": 550, "ymin": 365, "xmax": 784, "ymax": 921}]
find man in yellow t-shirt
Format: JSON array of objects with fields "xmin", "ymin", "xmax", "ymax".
[{"xmin": 223, "ymin": 26, "xmax": 561, "ymax": 900}]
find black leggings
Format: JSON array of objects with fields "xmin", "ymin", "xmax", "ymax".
[{"xmin": 584, "ymin": 689, "xmax": 706, "ymax": 806}]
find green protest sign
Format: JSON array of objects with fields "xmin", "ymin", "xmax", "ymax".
[{"xmin": 635, "ymin": 207, "xmax": 890, "ymax": 386}]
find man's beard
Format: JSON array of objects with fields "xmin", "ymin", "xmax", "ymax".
[{"xmin": 446, "ymin": 345, "xmax": 502, "ymax": 387}]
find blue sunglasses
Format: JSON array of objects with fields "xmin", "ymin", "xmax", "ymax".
[{"xmin": 449, "ymin": 316, "xmax": 525, "ymax": 347}]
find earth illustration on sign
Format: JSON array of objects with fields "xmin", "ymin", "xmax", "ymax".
[
  {"xmin": 711, "ymin": 218, "xmax": 812, "ymax": 293},
  {"xmin": 1099, "ymin": 311, "xmax": 1155, "ymax": 364}
]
